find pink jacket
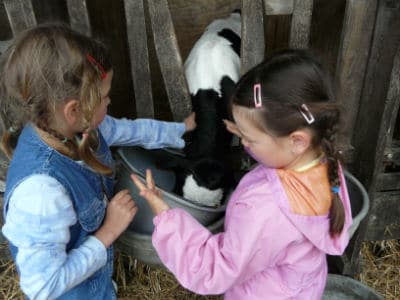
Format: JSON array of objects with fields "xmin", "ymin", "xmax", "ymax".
[{"xmin": 152, "ymin": 165, "xmax": 352, "ymax": 299}]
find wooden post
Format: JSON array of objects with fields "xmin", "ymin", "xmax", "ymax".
[
  {"xmin": 344, "ymin": 0, "xmax": 400, "ymax": 275},
  {"xmin": 375, "ymin": 47, "xmax": 400, "ymax": 193},
  {"xmin": 289, "ymin": 0, "xmax": 313, "ymax": 49},
  {"xmin": 264, "ymin": 0, "xmax": 294, "ymax": 15},
  {"xmin": 124, "ymin": 0, "xmax": 154, "ymax": 119},
  {"xmin": 66, "ymin": 0, "xmax": 92, "ymax": 36},
  {"xmin": 147, "ymin": 0, "xmax": 191, "ymax": 121},
  {"xmin": 241, "ymin": 0, "xmax": 265, "ymax": 75},
  {"xmin": 0, "ymin": 40, "xmax": 12, "ymax": 55},
  {"xmin": 4, "ymin": 0, "xmax": 37, "ymax": 35},
  {"xmin": 335, "ymin": 0, "xmax": 378, "ymax": 156}
]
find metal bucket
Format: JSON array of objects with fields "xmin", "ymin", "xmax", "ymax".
[
  {"xmin": 323, "ymin": 274, "xmax": 384, "ymax": 299},
  {"xmin": 344, "ymin": 170, "xmax": 369, "ymax": 239},
  {"xmin": 116, "ymin": 216, "xmax": 224, "ymax": 266},
  {"xmin": 114, "ymin": 146, "xmax": 228, "ymax": 234}
]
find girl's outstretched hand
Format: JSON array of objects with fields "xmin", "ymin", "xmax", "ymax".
[
  {"xmin": 95, "ymin": 190, "xmax": 138, "ymax": 248},
  {"xmin": 131, "ymin": 169, "xmax": 170, "ymax": 216}
]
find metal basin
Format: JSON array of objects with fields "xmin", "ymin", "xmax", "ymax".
[
  {"xmin": 116, "ymin": 216, "xmax": 224, "ymax": 266},
  {"xmin": 323, "ymin": 274, "xmax": 383, "ymax": 299},
  {"xmin": 114, "ymin": 146, "xmax": 228, "ymax": 234}
]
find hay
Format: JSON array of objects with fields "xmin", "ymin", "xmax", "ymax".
[
  {"xmin": 113, "ymin": 250, "xmax": 222, "ymax": 300},
  {"xmin": 0, "ymin": 240, "xmax": 399, "ymax": 299},
  {"xmin": 0, "ymin": 242, "xmax": 23, "ymax": 300},
  {"xmin": 357, "ymin": 239, "xmax": 400, "ymax": 300}
]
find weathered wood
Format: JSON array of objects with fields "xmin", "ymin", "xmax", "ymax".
[
  {"xmin": 124, "ymin": 0, "xmax": 154, "ymax": 119},
  {"xmin": 66, "ymin": 0, "xmax": 91, "ymax": 36},
  {"xmin": 343, "ymin": 0, "xmax": 400, "ymax": 276},
  {"xmin": 168, "ymin": 0, "xmax": 240, "ymax": 60},
  {"xmin": 384, "ymin": 45, "xmax": 400, "ymax": 149},
  {"xmin": 289, "ymin": 0, "xmax": 313, "ymax": 48},
  {"xmin": 241, "ymin": 0, "xmax": 265, "ymax": 75},
  {"xmin": 376, "ymin": 173, "xmax": 400, "ymax": 191},
  {"xmin": 0, "ymin": 39, "xmax": 12, "ymax": 55},
  {"xmin": 147, "ymin": 0, "xmax": 191, "ymax": 121},
  {"xmin": 4, "ymin": 0, "xmax": 37, "ymax": 35},
  {"xmin": 364, "ymin": 191, "xmax": 400, "ymax": 240},
  {"xmin": 335, "ymin": 0, "xmax": 378, "ymax": 148},
  {"xmin": 353, "ymin": 4, "xmax": 400, "ymax": 189},
  {"xmin": 264, "ymin": 0, "xmax": 293, "ymax": 15},
  {"xmin": 383, "ymin": 146, "xmax": 400, "ymax": 166}
]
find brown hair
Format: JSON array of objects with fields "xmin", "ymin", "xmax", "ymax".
[
  {"xmin": 0, "ymin": 24, "xmax": 112, "ymax": 175},
  {"xmin": 232, "ymin": 49, "xmax": 345, "ymax": 236}
]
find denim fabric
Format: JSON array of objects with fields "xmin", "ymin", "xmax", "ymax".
[
  {"xmin": 2, "ymin": 115, "xmax": 186, "ymax": 299},
  {"xmin": 3, "ymin": 124, "xmax": 115, "ymax": 300}
]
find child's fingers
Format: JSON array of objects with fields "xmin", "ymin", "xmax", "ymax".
[
  {"xmin": 112, "ymin": 189, "xmax": 130, "ymax": 200},
  {"xmin": 146, "ymin": 169, "xmax": 155, "ymax": 190},
  {"xmin": 131, "ymin": 173, "xmax": 146, "ymax": 192}
]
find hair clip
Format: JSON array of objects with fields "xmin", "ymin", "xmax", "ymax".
[
  {"xmin": 331, "ymin": 186, "xmax": 340, "ymax": 194},
  {"xmin": 86, "ymin": 54, "xmax": 107, "ymax": 79},
  {"xmin": 253, "ymin": 83, "xmax": 262, "ymax": 108},
  {"xmin": 300, "ymin": 104, "xmax": 315, "ymax": 124}
]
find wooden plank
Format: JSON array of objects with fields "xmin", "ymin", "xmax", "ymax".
[
  {"xmin": 289, "ymin": 0, "xmax": 313, "ymax": 48},
  {"xmin": 0, "ymin": 39, "xmax": 12, "ymax": 55},
  {"xmin": 168, "ymin": 0, "xmax": 240, "ymax": 60},
  {"xmin": 343, "ymin": 0, "xmax": 400, "ymax": 276},
  {"xmin": 263, "ymin": 0, "xmax": 293, "ymax": 15},
  {"xmin": 241, "ymin": 0, "xmax": 265, "ymax": 75},
  {"xmin": 66, "ymin": 0, "xmax": 91, "ymax": 36},
  {"xmin": 383, "ymin": 146, "xmax": 400, "ymax": 166},
  {"xmin": 352, "ymin": 2, "xmax": 400, "ymax": 189},
  {"xmin": 384, "ymin": 45, "xmax": 400, "ymax": 148},
  {"xmin": 123, "ymin": 0, "xmax": 154, "ymax": 119},
  {"xmin": 147, "ymin": 0, "xmax": 191, "ymax": 121},
  {"xmin": 376, "ymin": 173, "xmax": 400, "ymax": 191},
  {"xmin": 364, "ymin": 191, "xmax": 400, "ymax": 240},
  {"xmin": 335, "ymin": 0, "xmax": 378, "ymax": 148},
  {"xmin": 4, "ymin": 0, "xmax": 37, "ymax": 35}
]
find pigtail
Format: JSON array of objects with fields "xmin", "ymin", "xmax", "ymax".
[
  {"xmin": 1, "ymin": 130, "xmax": 14, "ymax": 159},
  {"xmin": 320, "ymin": 109, "xmax": 345, "ymax": 236},
  {"xmin": 76, "ymin": 69, "xmax": 112, "ymax": 176},
  {"xmin": 77, "ymin": 129, "xmax": 112, "ymax": 176}
]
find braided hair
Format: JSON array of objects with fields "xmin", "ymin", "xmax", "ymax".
[{"xmin": 231, "ymin": 49, "xmax": 345, "ymax": 235}]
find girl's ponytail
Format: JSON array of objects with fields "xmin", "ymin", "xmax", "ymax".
[{"xmin": 320, "ymin": 109, "xmax": 345, "ymax": 236}]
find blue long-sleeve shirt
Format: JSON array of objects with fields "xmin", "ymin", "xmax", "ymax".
[{"xmin": 2, "ymin": 115, "xmax": 186, "ymax": 300}]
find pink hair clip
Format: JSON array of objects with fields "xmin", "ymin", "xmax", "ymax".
[
  {"xmin": 86, "ymin": 54, "xmax": 107, "ymax": 79},
  {"xmin": 300, "ymin": 104, "xmax": 315, "ymax": 124},
  {"xmin": 253, "ymin": 83, "xmax": 262, "ymax": 108}
]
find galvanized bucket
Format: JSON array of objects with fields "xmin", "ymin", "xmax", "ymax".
[
  {"xmin": 114, "ymin": 146, "xmax": 228, "ymax": 235},
  {"xmin": 323, "ymin": 274, "xmax": 383, "ymax": 299}
]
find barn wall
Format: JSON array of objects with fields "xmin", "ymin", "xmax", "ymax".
[{"xmin": 0, "ymin": 0, "xmax": 347, "ymax": 120}]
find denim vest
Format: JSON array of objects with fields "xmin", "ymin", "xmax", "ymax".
[{"xmin": 3, "ymin": 124, "xmax": 116, "ymax": 300}]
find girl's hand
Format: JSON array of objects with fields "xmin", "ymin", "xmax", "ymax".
[
  {"xmin": 131, "ymin": 169, "xmax": 170, "ymax": 216},
  {"xmin": 184, "ymin": 112, "xmax": 196, "ymax": 132},
  {"xmin": 95, "ymin": 190, "xmax": 138, "ymax": 248},
  {"xmin": 223, "ymin": 119, "xmax": 242, "ymax": 138}
]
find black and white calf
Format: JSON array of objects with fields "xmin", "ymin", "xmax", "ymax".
[
  {"xmin": 168, "ymin": 11, "xmax": 241, "ymax": 207},
  {"xmin": 184, "ymin": 10, "xmax": 241, "ymax": 160}
]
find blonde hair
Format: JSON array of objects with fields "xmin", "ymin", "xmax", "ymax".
[{"xmin": 0, "ymin": 24, "xmax": 113, "ymax": 175}]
